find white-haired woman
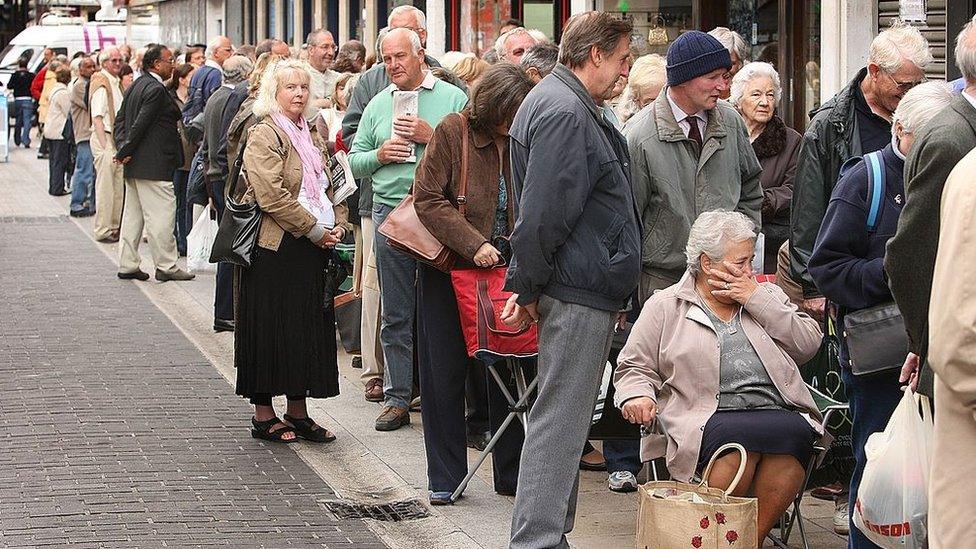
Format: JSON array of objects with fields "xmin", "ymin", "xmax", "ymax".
[
  {"xmin": 235, "ymin": 59, "xmax": 352, "ymax": 443},
  {"xmin": 808, "ymin": 81, "xmax": 952, "ymax": 547},
  {"xmin": 615, "ymin": 210, "xmax": 826, "ymax": 543},
  {"xmin": 731, "ymin": 62, "xmax": 801, "ymax": 272},
  {"xmin": 617, "ymin": 54, "xmax": 666, "ymax": 123}
]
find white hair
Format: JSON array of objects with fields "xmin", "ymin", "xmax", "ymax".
[
  {"xmin": 207, "ymin": 36, "xmax": 231, "ymax": 58},
  {"xmin": 627, "ymin": 54, "xmax": 667, "ymax": 100},
  {"xmin": 729, "ymin": 61, "xmax": 782, "ymax": 106},
  {"xmin": 252, "ymin": 59, "xmax": 317, "ymax": 120},
  {"xmin": 97, "ymin": 46, "xmax": 120, "ymax": 64},
  {"xmin": 708, "ymin": 27, "xmax": 749, "ymax": 62},
  {"xmin": 527, "ymin": 29, "xmax": 549, "ymax": 44},
  {"xmin": 222, "ymin": 55, "xmax": 254, "ymax": 85},
  {"xmin": 388, "ymin": 5, "xmax": 426, "ymax": 30},
  {"xmin": 870, "ymin": 21, "xmax": 932, "ymax": 72},
  {"xmin": 439, "ymin": 51, "xmax": 470, "ymax": 72},
  {"xmin": 685, "ymin": 211, "xmax": 757, "ymax": 275},
  {"xmin": 382, "ymin": 28, "xmax": 423, "ymax": 56},
  {"xmin": 955, "ymin": 15, "xmax": 976, "ymax": 83},
  {"xmin": 892, "ymin": 81, "xmax": 953, "ymax": 135},
  {"xmin": 494, "ymin": 27, "xmax": 537, "ymax": 58}
]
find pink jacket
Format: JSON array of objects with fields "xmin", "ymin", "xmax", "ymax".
[{"xmin": 613, "ymin": 273, "xmax": 829, "ymax": 482}]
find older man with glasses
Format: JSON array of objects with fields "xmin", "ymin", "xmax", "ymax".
[
  {"xmin": 89, "ymin": 46, "xmax": 126, "ymax": 243},
  {"xmin": 306, "ymin": 29, "xmax": 341, "ymax": 114}
]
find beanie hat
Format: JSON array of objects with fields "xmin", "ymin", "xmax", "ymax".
[{"xmin": 666, "ymin": 31, "xmax": 732, "ymax": 87}]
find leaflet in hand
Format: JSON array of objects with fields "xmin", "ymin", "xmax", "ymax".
[
  {"xmin": 327, "ymin": 150, "xmax": 358, "ymax": 205},
  {"xmin": 392, "ymin": 90, "xmax": 419, "ymax": 163}
]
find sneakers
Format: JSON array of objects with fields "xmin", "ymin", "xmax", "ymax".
[
  {"xmin": 374, "ymin": 405, "xmax": 410, "ymax": 431},
  {"xmin": 608, "ymin": 471, "xmax": 638, "ymax": 493},
  {"xmin": 833, "ymin": 500, "xmax": 850, "ymax": 535},
  {"xmin": 155, "ymin": 268, "xmax": 195, "ymax": 282}
]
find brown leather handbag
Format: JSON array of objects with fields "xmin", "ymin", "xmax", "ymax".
[{"xmin": 378, "ymin": 113, "xmax": 469, "ymax": 272}]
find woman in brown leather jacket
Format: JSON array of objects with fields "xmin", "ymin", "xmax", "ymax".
[{"xmin": 413, "ymin": 63, "xmax": 534, "ymax": 505}]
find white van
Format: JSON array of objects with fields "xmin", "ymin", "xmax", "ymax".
[{"xmin": 0, "ymin": 10, "xmax": 159, "ymax": 87}]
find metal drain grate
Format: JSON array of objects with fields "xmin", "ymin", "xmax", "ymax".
[{"xmin": 321, "ymin": 499, "xmax": 431, "ymax": 522}]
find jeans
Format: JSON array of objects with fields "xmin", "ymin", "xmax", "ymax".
[
  {"xmin": 604, "ymin": 439, "xmax": 642, "ymax": 476},
  {"xmin": 173, "ymin": 169, "xmax": 189, "ymax": 255},
  {"xmin": 14, "ymin": 98, "xmax": 33, "ymax": 147},
  {"xmin": 47, "ymin": 138, "xmax": 70, "ymax": 195},
  {"xmin": 371, "ymin": 202, "xmax": 417, "ymax": 410},
  {"xmin": 842, "ymin": 367, "xmax": 903, "ymax": 549},
  {"xmin": 70, "ymin": 141, "xmax": 95, "ymax": 212}
]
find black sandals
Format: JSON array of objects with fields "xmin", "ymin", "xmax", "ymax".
[
  {"xmin": 283, "ymin": 414, "xmax": 337, "ymax": 443},
  {"xmin": 251, "ymin": 416, "xmax": 298, "ymax": 443}
]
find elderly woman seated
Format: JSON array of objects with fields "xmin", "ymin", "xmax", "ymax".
[{"xmin": 614, "ymin": 210, "xmax": 828, "ymax": 543}]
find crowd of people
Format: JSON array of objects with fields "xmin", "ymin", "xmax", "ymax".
[{"xmin": 13, "ymin": 6, "xmax": 976, "ymax": 548}]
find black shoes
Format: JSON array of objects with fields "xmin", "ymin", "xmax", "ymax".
[
  {"xmin": 70, "ymin": 208, "xmax": 94, "ymax": 218},
  {"xmin": 118, "ymin": 270, "xmax": 150, "ymax": 281},
  {"xmin": 213, "ymin": 318, "xmax": 235, "ymax": 333}
]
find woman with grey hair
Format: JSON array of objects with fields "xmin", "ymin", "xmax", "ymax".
[
  {"xmin": 808, "ymin": 80, "xmax": 953, "ymax": 546},
  {"xmin": 615, "ymin": 209, "xmax": 825, "ymax": 543},
  {"xmin": 708, "ymin": 26, "xmax": 749, "ymax": 97},
  {"xmin": 731, "ymin": 62, "xmax": 801, "ymax": 272}
]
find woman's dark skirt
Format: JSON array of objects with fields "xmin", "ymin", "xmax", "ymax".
[
  {"xmin": 234, "ymin": 233, "xmax": 339, "ymax": 400},
  {"xmin": 696, "ymin": 408, "xmax": 818, "ymax": 473}
]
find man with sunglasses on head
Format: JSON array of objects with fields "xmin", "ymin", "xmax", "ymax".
[{"xmin": 786, "ymin": 21, "xmax": 931, "ymax": 542}]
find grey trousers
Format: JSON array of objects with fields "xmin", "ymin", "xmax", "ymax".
[{"xmin": 510, "ymin": 295, "xmax": 616, "ymax": 549}]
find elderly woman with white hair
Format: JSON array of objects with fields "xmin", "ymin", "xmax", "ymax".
[
  {"xmin": 235, "ymin": 59, "xmax": 352, "ymax": 444},
  {"xmin": 614, "ymin": 210, "xmax": 826, "ymax": 543},
  {"xmin": 616, "ymin": 53, "xmax": 666, "ymax": 123},
  {"xmin": 731, "ymin": 62, "xmax": 801, "ymax": 272},
  {"xmin": 808, "ymin": 80, "xmax": 953, "ymax": 546}
]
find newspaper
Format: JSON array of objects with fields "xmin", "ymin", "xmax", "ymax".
[
  {"xmin": 391, "ymin": 90, "xmax": 419, "ymax": 163},
  {"xmin": 327, "ymin": 151, "xmax": 358, "ymax": 205}
]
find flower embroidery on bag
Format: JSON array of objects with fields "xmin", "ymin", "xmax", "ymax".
[
  {"xmin": 700, "ymin": 516, "xmax": 710, "ymax": 529},
  {"xmin": 691, "ymin": 536, "xmax": 703, "ymax": 548},
  {"xmin": 715, "ymin": 512, "xmax": 726, "ymax": 525},
  {"xmin": 726, "ymin": 530, "xmax": 739, "ymax": 544}
]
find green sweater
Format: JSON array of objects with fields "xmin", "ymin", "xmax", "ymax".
[{"xmin": 348, "ymin": 77, "xmax": 468, "ymax": 207}]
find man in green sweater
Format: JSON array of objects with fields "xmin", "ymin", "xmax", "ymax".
[{"xmin": 349, "ymin": 27, "xmax": 468, "ymax": 431}]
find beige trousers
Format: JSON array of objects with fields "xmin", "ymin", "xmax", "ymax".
[
  {"xmin": 90, "ymin": 135, "xmax": 124, "ymax": 240},
  {"xmin": 360, "ymin": 216, "xmax": 385, "ymax": 383},
  {"xmin": 118, "ymin": 177, "xmax": 179, "ymax": 274},
  {"xmin": 929, "ymin": 377, "xmax": 976, "ymax": 547}
]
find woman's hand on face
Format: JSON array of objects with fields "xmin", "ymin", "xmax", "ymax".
[
  {"xmin": 707, "ymin": 261, "xmax": 758, "ymax": 304},
  {"xmin": 473, "ymin": 242, "xmax": 501, "ymax": 268},
  {"xmin": 621, "ymin": 396, "xmax": 657, "ymax": 427},
  {"xmin": 314, "ymin": 230, "xmax": 340, "ymax": 249}
]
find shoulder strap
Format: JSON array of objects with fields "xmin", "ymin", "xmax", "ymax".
[
  {"xmin": 864, "ymin": 151, "xmax": 886, "ymax": 232},
  {"xmin": 457, "ymin": 112, "xmax": 469, "ymax": 216}
]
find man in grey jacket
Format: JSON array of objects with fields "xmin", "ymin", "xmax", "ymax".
[
  {"xmin": 624, "ymin": 30, "xmax": 762, "ymax": 301},
  {"xmin": 501, "ymin": 12, "xmax": 640, "ymax": 549}
]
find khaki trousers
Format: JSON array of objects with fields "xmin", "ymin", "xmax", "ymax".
[
  {"xmin": 118, "ymin": 177, "xmax": 179, "ymax": 274},
  {"xmin": 929, "ymin": 377, "xmax": 976, "ymax": 547},
  {"xmin": 91, "ymin": 136, "xmax": 124, "ymax": 240},
  {"xmin": 360, "ymin": 215, "xmax": 385, "ymax": 383}
]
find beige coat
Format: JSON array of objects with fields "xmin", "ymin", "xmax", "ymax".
[
  {"xmin": 42, "ymin": 83, "xmax": 70, "ymax": 140},
  {"xmin": 926, "ymin": 147, "xmax": 976, "ymax": 547},
  {"xmin": 614, "ymin": 273, "xmax": 828, "ymax": 482},
  {"xmin": 241, "ymin": 119, "xmax": 351, "ymax": 251}
]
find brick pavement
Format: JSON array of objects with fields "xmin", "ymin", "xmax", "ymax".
[{"xmin": 0, "ymin": 215, "xmax": 387, "ymax": 548}]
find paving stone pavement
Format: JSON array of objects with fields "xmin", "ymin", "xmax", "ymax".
[{"xmin": 0, "ymin": 215, "xmax": 388, "ymax": 548}]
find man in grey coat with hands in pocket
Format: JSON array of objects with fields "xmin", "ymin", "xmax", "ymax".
[{"xmin": 501, "ymin": 12, "xmax": 641, "ymax": 549}]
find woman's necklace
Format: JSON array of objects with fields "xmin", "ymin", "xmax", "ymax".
[{"xmin": 695, "ymin": 287, "xmax": 741, "ymax": 335}]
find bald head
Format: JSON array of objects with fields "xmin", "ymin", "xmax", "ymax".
[
  {"xmin": 382, "ymin": 28, "xmax": 425, "ymax": 91},
  {"xmin": 207, "ymin": 36, "xmax": 234, "ymax": 66},
  {"xmin": 388, "ymin": 6, "xmax": 427, "ymax": 47},
  {"xmin": 306, "ymin": 29, "xmax": 336, "ymax": 72}
]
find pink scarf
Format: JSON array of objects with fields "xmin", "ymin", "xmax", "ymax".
[{"xmin": 271, "ymin": 112, "xmax": 325, "ymax": 211}]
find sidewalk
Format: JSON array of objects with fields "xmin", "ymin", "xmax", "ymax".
[{"xmin": 0, "ymin": 140, "xmax": 848, "ymax": 548}]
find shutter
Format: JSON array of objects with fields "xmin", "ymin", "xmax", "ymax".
[{"xmin": 878, "ymin": 0, "xmax": 948, "ymax": 80}]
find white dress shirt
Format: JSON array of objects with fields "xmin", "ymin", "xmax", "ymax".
[{"xmin": 667, "ymin": 88, "xmax": 707, "ymax": 139}]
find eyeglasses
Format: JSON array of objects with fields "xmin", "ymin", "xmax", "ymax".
[{"xmin": 884, "ymin": 71, "xmax": 926, "ymax": 92}]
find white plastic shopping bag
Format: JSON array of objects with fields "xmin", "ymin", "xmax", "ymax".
[
  {"xmin": 187, "ymin": 210, "xmax": 219, "ymax": 273},
  {"xmin": 853, "ymin": 389, "xmax": 933, "ymax": 548}
]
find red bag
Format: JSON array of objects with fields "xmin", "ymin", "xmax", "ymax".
[{"xmin": 451, "ymin": 267, "xmax": 539, "ymax": 359}]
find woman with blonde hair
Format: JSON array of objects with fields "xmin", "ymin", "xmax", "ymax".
[
  {"xmin": 453, "ymin": 56, "xmax": 490, "ymax": 88},
  {"xmin": 617, "ymin": 54, "xmax": 666, "ymax": 123},
  {"xmin": 235, "ymin": 59, "xmax": 352, "ymax": 443}
]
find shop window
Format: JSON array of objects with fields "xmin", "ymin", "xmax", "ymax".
[
  {"xmin": 607, "ymin": 0, "xmax": 693, "ymax": 56},
  {"xmin": 523, "ymin": 0, "xmax": 555, "ymax": 41}
]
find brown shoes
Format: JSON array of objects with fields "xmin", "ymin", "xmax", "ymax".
[
  {"xmin": 364, "ymin": 378, "xmax": 384, "ymax": 402},
  {"xmin": 374, "ymin": 405, "xmax": 410, "ymax": 431}
]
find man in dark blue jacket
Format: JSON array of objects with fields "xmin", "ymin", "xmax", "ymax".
[
  {"xmin": 501, "ymin": 12, "xmax": 640, "ymax": 549},
  {"xmin": 809, "ymin": 81, "xmax": 952, "ymax": 548}
]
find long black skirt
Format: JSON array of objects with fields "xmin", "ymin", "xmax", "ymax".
[
  {"xmin": 696, "ymin": 409, "xmax": 818, "ymax": 473},
  {"xmin": 234, "ymin": 233, "xmax": 340, "ymax": 400}
]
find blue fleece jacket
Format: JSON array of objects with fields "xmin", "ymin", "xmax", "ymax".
[{"xmin": 809, "ymin": 142, "xmax": 905, "ymax": 366}]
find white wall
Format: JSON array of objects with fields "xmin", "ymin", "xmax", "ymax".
[
  {"xmin": 820, "ymin": 0, "xmax": 875, "ymax": 102},
  {"xmin": 426, "ymin": 0, "xmax": 446, "ymax": 57}
]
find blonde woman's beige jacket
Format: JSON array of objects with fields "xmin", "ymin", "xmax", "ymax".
[
  {"xmin": 241, "ymin": 118, "xmax": 351, "ymax": 251},
  {"xmin": 614, "ymin": 272, "xmax": 829, "ymax": 482}
]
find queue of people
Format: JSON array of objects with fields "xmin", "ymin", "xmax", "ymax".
[{"xmin": 16, "ymin": 7, "xmax": 976, "ymax": 549}]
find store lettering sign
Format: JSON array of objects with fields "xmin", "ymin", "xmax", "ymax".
[{"xmin": 900, "ymin": 0, "xmax": 926, "ymax": 23}]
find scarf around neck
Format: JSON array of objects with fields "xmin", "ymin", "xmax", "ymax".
[{"xmin": 270, "ymin": 112, "xmax": 325, "ymax": 211}]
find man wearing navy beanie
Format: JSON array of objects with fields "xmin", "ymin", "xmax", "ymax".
[{"xmin": 623, "ymin": 30, "xmax": 763, "ymax": 301}]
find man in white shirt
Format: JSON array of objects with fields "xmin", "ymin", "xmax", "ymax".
[
  {"xmin": 89, "ymin": 46, "xmax": 126, "ymax": 243},
  {"xmin": 307, "ymin": 29, "xmax": 340, "ymax": 116},
  {"xmin": 494, "ymin": 27, "xmax": 539, "ymax": 64}
]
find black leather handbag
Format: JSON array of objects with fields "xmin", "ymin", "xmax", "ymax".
[
  {"xmin": 843, "ymin": 302, "xmax": 909, "ymax": 376},
  {"xmin": 209, "ymin": 127, "xmax": 276, "ymax": 267}
]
